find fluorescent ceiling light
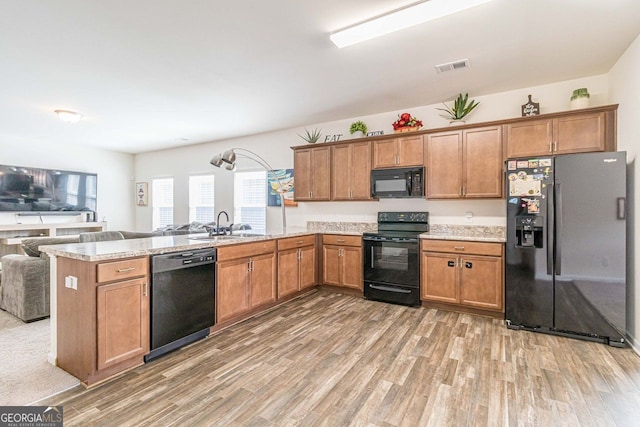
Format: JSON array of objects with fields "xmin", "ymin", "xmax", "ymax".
[
  {"xmin": 55, "ymin": 109, "xmax": 84, "ymax": 123},
  {"xmin": 330, "ymin": 0, "xmax": 494, "ymax": 48}
]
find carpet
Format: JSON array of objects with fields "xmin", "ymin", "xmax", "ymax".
[{"xmin": 0, "ymin": 309, "xmax": 80, "ymax": 405}]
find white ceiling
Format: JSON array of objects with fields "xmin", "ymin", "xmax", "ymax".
[{"xmin": 1, "ymin": 1, "xmax": 639, "ymax": 154}]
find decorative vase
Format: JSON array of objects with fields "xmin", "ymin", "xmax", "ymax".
[
  {"xmin": 449, "ymin": 120, "xmax": 466, "ymax": 126},
  {"xmin": 394, "ymin": 126, "xmax": 420, "ymax": 134}
]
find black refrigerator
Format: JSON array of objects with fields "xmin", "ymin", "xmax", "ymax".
[{"xmin": 505, "ymin": 151, "xmax": 627, "ymax": 347}]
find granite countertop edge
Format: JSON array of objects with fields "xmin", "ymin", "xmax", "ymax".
[{"xmin": 420, "ymin": 233, "xmax": 506, "ymax": 243}]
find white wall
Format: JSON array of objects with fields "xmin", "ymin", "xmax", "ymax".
[
  {"xmin": 609, "ymin": 34, "xmax": 640, "ymax": 349},
  {"xmin": 135, "ymin": 74, "xmax": 608, "ymax": 233},
  {"xmin": 0, "ymin": 137, "xmax": 135, "ymax": 231}
]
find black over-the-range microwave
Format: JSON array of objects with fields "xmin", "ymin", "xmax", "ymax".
[{"xmin": 370, "ymin": 166, "xmax": 425, "ymax": 198}]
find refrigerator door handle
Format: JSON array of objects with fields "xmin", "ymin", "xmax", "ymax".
[
  {"xmin": 555, "ymin": 183, "xmax": 562, "ymax": 276},
  {"xmin": 617, "ymin": 197, "xmax": 626, "ymax": 220},
  {"xmin": 547, "ymin": 183, "xmax": 554, "ymax": 276}
]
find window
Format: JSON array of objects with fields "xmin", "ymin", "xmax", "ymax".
[
  {"xmin": 234, "ymin": 171, "xmax": 266, "ymax": 234},
  {"xmin": 152, "ymin": 178, "xmax": 173, "ymax": 229},
  {"xmin": 189, "ymin": 175, "xmax": 215, "ymax": 223}
]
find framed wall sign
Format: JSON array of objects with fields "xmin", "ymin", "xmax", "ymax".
[
  {"xmin": 136, "ymin": 182, "xmax": 148, "ymax": 206},
  {"xmin": 521, "ymin": 94, "xmax": 540, "ymax": 116}
]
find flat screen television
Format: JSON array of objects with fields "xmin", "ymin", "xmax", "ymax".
[{"xmin": 0, "ymin": 164, "xmax": 97, "ymax": 216}]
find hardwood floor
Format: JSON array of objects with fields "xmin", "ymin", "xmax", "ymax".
[{"xmin": 42, "ymin": 290, "xmax": 640, "ymax": 426}]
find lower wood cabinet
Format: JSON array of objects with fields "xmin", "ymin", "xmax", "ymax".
[
  {"xmin": 277, "ymin": 235, "xmax": 316, "ymax": 299},
  {"xmin": 322, "ymin": 234, "xmax": 362, "ymax": 290},
  {"xmin": 216, "ymin": 240, "xmax": 277, "ymax": 323},
  {"xmin": 57, "ymin": 256, "xmax": 150, "ymax": 386},
  {"xmin": 421, "ymin": 240, "xmax": 504, "ymax": 313}
]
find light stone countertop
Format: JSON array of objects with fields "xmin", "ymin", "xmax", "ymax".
[
  {"xmin": 40, "ymin": 228, "xmax": 315, "ymax": 262},
  {"xmin": 420, "ymin": 225, "xmax": 506, "ymax": 243},
  {"xmin": 40, "ymin": 222, "xmax": 506, "ymax": 261}
]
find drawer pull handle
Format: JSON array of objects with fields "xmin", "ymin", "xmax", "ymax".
[
  {"xmin": 296, "ymin": 240, "xmax": 304, "ymax": 244},
  {"xmin": 116, "ymin": 267, "xmax": 136, "ymax": 273},
  {"xmin": 337, "ymin": 239, "xmax": 345, "ymax": 243},
  {"xmin": 454, "ymin": 246, "xmax": 465, "ymax": 251}
]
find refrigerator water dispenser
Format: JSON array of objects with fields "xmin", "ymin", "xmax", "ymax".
[{"xmin": 515, "ymin": 215, "xmax": 544, "ymax": 248}]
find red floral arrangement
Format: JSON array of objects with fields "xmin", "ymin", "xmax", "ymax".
[{"xmin": 392, "ymin": 112, "xmax": 423, "ymax": 130}]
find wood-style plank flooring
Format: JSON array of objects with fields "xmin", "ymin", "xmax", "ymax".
[{"xmin": 42, "ymin": 290, "xmax": 640, "ymax": 426}]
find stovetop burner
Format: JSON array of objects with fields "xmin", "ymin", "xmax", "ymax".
[{"xmin": 365, "ymin": 211, "xmax": 429, "ymax": 239}]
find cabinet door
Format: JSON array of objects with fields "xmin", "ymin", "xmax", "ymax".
[
  {"xmin": 322, "ymin": 245, "xmax": 341, "ymax": 286},
  {"xmin": 311, "ymin": 147, "xmax": 331, "ymax": 200},
  {"xmin": 97, "ymin": 277, "xmax": 149, "ymax": 370},
  {"xmin": 216, "ymin": 258, "xmax": 251, "ymax": 323},
  {"xmin": 463, "ymin": 126, "xmax": 503, "ymax": 198},
  {"xmin": 331, "ymin": 144, "xmax": 352, "ymax": 200},
  {"xmin": 426, "ymin": 131, "xmax": 463, "ymax": 198},
  {"xmin": 250, "ymin": 252, "xmax": 277, "ymax": 308},
  {"xmin": 294, "ymin": 149, "xmax": 313, "ymax": 201},
  {"xmin": 278, "ymin": 248, "xmax": 300, "ymax": 298},
  {"xmin": 397, "ymin": 135, "xmax": 424, "ymax": 167},
  {"xmin": 459, "ymin": 255, "xmax": 503, "ymax": 311},
  {"xmin": 349, "ymin": 141, "xmax": 372, "ymax": 200},
  {"xmin": 553, "ymin": 112, "xmax": 605, "ymax": 154},
  {"xmin": 505, "ymin": 119, "xmax": 553, "ymax": 158},
  {"xmin": 340, "ymin": 246, "xmax": 363, "ymax": 290},
  {"xmin": 420, "ymin": 252, "xmax": 458, "ymax": 303},
  {"xmin": 299, "ymin": 245, "xmax": 317, "ymax": 290},
  {"xmin": 372, "ymin": 140, "xmax": 398, "ymax": 169}
]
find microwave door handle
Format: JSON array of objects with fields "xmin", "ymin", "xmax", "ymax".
[{"xmin": 407, "ymin": 173, "xmax": 412, "ymax": 195}]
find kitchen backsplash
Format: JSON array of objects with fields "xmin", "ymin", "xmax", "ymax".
[{"xmin": 306, "ymin": 221, "xmax": 377, "ymax": 233}]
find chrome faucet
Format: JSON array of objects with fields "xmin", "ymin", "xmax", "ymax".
[{"xmin": 216, "ymin": 211, "xmax": 230, "ymax": 235}]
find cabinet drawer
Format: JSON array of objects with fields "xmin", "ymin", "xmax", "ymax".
[
  {"xmin": 277, "ymin": 234, "xmax": 316, "ymax": 251},
  {"xmin": 217, "ymin": 239, "xmax": 276, "ymax": 261},
  {"xmin": 97, "ymin": 257, "xmax": 148, "ymax": 283},
  {"xmin": 421, "ymin": 239, "xmax": 503, "ymax": 256},
  {"xmin": 322, "ymin": 234, "xmax": 362, "ymax": 247}
]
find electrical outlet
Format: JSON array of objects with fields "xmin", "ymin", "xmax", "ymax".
[
  {"xmin": 465, "ymin": 211, "xmax": 473, "ymax": 223},
  {"xmin": 65, "ymin": 275, "xmax": 78, "ymax": 290}
]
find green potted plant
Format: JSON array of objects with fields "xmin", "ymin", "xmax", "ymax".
[
  {"xmin": 298, "ymin": 128, "xmax": 322, "ymax": 144},
  {"xmin": 349, "ymin": 120, "xmax": 368, "ymax": 137},
  {"xmin": 437, "ymin": 93, "xmax": 480, "ymax": 125},
  {"xmin": 570, "ymin": 88, "xmax": 590, "ymax": 110}
]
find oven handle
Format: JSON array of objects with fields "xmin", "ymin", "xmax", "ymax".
[{"xmin": 369, "ymin": 284, "xmax": 412, "ymax": 294}]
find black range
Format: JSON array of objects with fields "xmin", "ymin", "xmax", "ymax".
[{"xmin": 363, "ymin": 211, "xmax": 428, "ymax": 307}]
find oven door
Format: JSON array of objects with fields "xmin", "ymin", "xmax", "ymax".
[{"xmin": 363, "ymin": 236, "xmax": 419, "ymax": 287}]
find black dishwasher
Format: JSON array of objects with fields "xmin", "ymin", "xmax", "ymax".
[{"xmin": 145, "ymin": 248, "xmax": 216, "ymax": 362}]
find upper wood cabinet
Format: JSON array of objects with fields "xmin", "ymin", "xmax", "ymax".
[
  {"xmin": 332, "ymin": 141, "xmax": 372, "ymax": 200},
  {"xmin": 505, "ymin": 108, "xmax": 614, "ymax": 158},
  {"xmin": 294, "ymin": 146, "xmax": 331, "ymax": 201},
  {"xmin": 426, "ymin": 125, "xmax": 503, "ymax": 199},
  {"xmin": 372, "ymin": 135, "xmax": 423, "ymax": 169}
]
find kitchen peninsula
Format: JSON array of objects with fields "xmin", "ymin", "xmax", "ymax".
[{"xmin": 42, "ymin": 223, "xmax": 505, "ymax": 386}]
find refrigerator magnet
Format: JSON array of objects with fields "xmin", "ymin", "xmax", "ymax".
[
  {"xmin": 528, "ymin": 160, "xmax": 539, "ymax": 168},
  {"xmin": 508, "ymin": 160, "xmax": 517, "ymax": 170},
  {"xmin": 517, "ymin": 161, "xmax": 529, "ymax": 168},
  {"xmin": 539, "ymin": 159, "xmax": 552, "ymax": 167}
]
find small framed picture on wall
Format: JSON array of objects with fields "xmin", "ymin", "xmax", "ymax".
[{"xmin": 136, "ymin": 182, "xmax": 148, "ymax": 206}]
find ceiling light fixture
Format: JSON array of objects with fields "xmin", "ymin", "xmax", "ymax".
[
  {"xmin": 330, "ymin": 0, "xmax": 494, "ymax": 48},
  {"xmin": 54, "ymin": 109, "xmax": 84, "ymax": 123}
]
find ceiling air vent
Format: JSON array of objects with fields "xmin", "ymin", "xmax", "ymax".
[{"xmin": 435, "ymin": 59, "xmax": 470, "ymax": 73}]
